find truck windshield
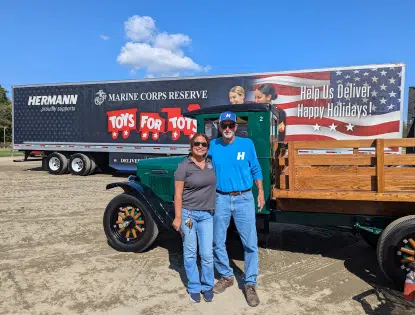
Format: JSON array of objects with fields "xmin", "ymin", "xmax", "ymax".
[{"xmin": 204, "ymin": 117, "xmax": 248, "ymax": 139}]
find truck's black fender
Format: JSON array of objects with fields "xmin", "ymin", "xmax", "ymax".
[{"xmin": 106, "ymin": 179, "xmax": 175, "ymax": 232}]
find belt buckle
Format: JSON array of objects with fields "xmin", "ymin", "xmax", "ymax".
[{"xmin": 231, "ymin": 191, "xmax": 242, "ymax": 196}]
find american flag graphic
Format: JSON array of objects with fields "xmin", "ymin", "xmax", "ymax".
[{"xmin": 247, "ymin": 65, "xmax": 404, "ymax": 141}]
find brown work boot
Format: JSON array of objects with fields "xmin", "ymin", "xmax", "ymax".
[
  {"xmin": 212, "ymin": 276, "xmax": 234, "ymax": 294},
  {"xmin": 244, "ymin": 284, "xmax": 260, "ymax": 307}
]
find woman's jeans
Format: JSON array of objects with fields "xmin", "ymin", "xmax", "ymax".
[{"xmin": 181, "ymin": 208, "xmax": 214, "ymax": 293}]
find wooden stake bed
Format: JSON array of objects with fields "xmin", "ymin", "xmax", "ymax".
[{"xmin": 272, "ymin": 139, "xmax": 415, "ymax": 216}]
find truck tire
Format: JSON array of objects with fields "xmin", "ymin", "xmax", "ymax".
[
  {"xmin": 46, "ymin": 152, "xmax": 68, "ymax": 175},
  {"xmin": 69, "ymin": 153, "xmax": 91, "ymax": 176},
  {"xmin": 103, "ymin": 193, "xmax": 159, "ymax": 252},
  {"xmin": 376, "ymin": 215, "xmax": 415, "ymax": 286},
  {"xmin": 87, "ymin": 155, "xmax": 97, "ymax": 175},
  {"xmin": 42, "ymin": 157, "xmax": 48, "ymax": 171}
]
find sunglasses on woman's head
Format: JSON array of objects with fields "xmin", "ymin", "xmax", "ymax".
[
  {"xmin": 193, "ymin": 141, "xmax": 208, "ymax": 147},
  {"xmin": 220, "ymin": 122, "xmax": 236, "ymax": 129}
]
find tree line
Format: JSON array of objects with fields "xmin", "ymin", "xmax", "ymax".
[{"xmin": 0, "ymin": 85, "xmax": 12, "ymax": 144}]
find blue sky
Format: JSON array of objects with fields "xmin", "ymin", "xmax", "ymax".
[{"xmin": 1, "ymin": 0, "xmax": 415, "ymax": 120}]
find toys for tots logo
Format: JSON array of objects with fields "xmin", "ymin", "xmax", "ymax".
[{"xmin": 106, "ymin": 104, "xmax": 200, "ymax": 141}]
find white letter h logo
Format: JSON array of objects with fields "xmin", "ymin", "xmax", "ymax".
[{"xmin": 237, "ymin": 152, "xmax": 245, "ymax": 160}]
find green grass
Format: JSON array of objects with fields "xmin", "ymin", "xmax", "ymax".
[{"xmin": 0, "ymin": 148, "xmax": 24, "ymax": 157}]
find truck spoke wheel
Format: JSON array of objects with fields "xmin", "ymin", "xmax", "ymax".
[
  {"xmin": 111, "ymin": 206, "xmax": 146, "ymax": 243},
  {"xmin": 103, "ymin": 193, "xmax": 159, "ymax": 252},
  {"xmin": 397, "ymin": 236, "xmax": 415, "ymax": 271}
]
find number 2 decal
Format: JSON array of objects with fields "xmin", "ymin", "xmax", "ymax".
[{"xmin": 259, "ymin": 116, "xmax": 263, "ymax": 122}]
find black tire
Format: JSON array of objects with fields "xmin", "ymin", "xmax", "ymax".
[
  {"xmin": 377, "ymin": 215, "xmax": 415, "ymax": 286},
  {"xmin": 46, "ymin": 152, "xmax": 68, "ymax": 175},
  {"xmin": 42, "ymin": 157, "xmax": 48, "ymax": 171},
  {"xmin": 87, "ymin": 154, "xmax": 97, "ymax": 175},
  {"xmin": 103, "ymin": 193, "xmax": 159, "ymax": 252},
  {"xmin": 360, "ymin": 230, "xmax": 380, "ymax": 248},
  {"xmin": 69, "ymin": 153, "xmax": 91, "ymax": 176}
]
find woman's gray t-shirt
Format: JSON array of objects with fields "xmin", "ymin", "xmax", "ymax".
[{"xmin": 174, "ymin": 157, "xmax": 216, "ymax": 211}]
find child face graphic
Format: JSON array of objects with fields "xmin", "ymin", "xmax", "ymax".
[
  {"xmin": 254, "ymin": 89, "xmax": 271, "ymax": 103},
  {"xmin": 229, "ymin": 92, "xmax": 244, "ymax": 104}
]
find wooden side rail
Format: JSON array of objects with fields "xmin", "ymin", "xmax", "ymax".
[{"xmin": 273, "ymin": 138, "xmax": 415, "ymax": 202}]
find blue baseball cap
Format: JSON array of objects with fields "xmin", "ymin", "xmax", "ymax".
[{"xmin": 219, "ymin": 111, "xmax": 237, "ymax": 123}]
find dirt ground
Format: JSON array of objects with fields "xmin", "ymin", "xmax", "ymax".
[{"xmin": 1, "ymin": 156, "xmax": 414, "ymax": 315}]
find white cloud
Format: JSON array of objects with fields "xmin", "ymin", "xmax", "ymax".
[
  {"xmin": 117, "ymin": 42, "xmax": 207, "ymax": 74},
  {"xmin": 117, "ymin": 15, "xmax": 209, "ymax": 77},
  {"xmin": 100, "ymin": 35, "xmax": 110, "ymax": 40},
  {"xmin": 124, "ymin": 15, "xmax": 155, "ymax": 42},
  {"xmin": 152, "ymin": 33, "xmax": 191, "ymax": 52}
]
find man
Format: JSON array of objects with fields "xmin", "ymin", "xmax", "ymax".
[{"xmin": 207, "ymin": 110, "xmax": 265, "ymax": 307}]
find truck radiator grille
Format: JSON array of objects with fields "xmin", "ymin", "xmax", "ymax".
[{"xmin": 148, "ymin": 175, "xmax": 174, "ymax": 201}]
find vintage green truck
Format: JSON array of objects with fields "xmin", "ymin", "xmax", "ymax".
[{"xmin": 103, "ymin": 103, "xmax": 415, "ymax": 287}]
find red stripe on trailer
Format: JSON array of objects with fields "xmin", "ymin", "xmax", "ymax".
[
  {"xmin": 56, "ymin": 145, "xmax": 62, "ymax": 148},
  {"xmin": 170, "ymin": 148, "xmax": 177, "ymax": 150},
  {"xmin": 134, "ymin": 147, "xmax": 142, "ymax": 149},
  {"xmin": 85, "ymin": 146, "xmax": 91, "ymax": 148},
  {"xmin": 102, "ymin": 146, "xmax": 108, "ymax": 148},
  {"xmin": 117, "ymin": 146, "xmax": 123, "ymax": 149},
  {"xmin": 69, "ymin": 146, "xmax": 75, "ymax": 148},
  {"xmin": 25, "ymin": 144, "xmax": 31, "ymax": 147},
  {"xmin": 40, "ymin": 144, "xmax": 45, "ymax": 147},
  {"xmin": 154, "ymin": 148, "xmax": 160, "ymax": 150}
]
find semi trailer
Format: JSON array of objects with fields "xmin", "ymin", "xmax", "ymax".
[{"xmin": 12, "ymin": 63, "xmax": 408, "ymax": 175}]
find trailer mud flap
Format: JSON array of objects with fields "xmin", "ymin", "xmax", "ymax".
[{"xmin": 106, "ymin": 180, "xmax": 174, "ymax": 231}]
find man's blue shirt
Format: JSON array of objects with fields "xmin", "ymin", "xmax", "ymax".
[{"xmin": 208, "ymin": 136, "xmax": 263, "ymax": 192}]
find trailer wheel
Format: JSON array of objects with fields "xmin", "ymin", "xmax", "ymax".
[
  {"xmin": 103, "ymin": 193, "xmax": 159, "ymax": 252},
  {"xmin": 87, "ymin": 155, "xmax": 97, "ymax": 175},
  {"xmin": 69, "ymin": 153, "xmax": 91, "ymax": 176},
  {"xmin": 377, "ymin": 215, "xmax": 415, "ymax": 286},
  {"xmin": 46, "ymin": 152, "xmax": 68, "ymax": 175},
  {"xmin": 42, "ymin": 157, "xmax": 48, "ymax": 171}
]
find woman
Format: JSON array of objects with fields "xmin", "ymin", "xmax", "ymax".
[
  {"xmin": 254, "ymin": 83, "xmax": 287, "ymax": 142},
  {"xmin": 172, "ymin": 133, "xmax": 216, "ymax": 303}
]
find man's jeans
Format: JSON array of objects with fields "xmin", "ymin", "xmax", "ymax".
[
  {"xmin": 181, "ymin": 208, "xmax": 214, "ymax": 293},
  {"xmin": 213, "ymin": 191, "xmax": 258, "ymax": 286}
]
